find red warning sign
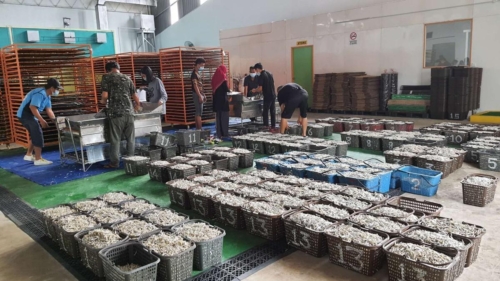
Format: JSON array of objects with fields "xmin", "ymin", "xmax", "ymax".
[{"xmin": 350, "ymin": 32, "xmax": 357, "ymax": 41}]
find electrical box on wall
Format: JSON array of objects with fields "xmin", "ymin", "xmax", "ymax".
[
  {"xmin": 27, "ymin": 30, "xmax": 40, "ymax": 42},
  {"xmin": 134, "ymin": 14, "xmax": 155, "ymax": 33},
  {"xmin": 96, "ymin": 33, "xmax": 107, "ymax": 44},
  {"xmin": 63, "ymin": 32, "xmax": 76, "ymax": 43}
]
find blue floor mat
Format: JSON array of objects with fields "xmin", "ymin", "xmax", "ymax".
[{"xmin": 0, "ymin": 150, "xmax": 119, "ymax": 186}]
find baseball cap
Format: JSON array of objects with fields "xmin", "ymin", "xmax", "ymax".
[{"xmin": 46, "ymin": 78, "xmax": 64, "ymax": 90}]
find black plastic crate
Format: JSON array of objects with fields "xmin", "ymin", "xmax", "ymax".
[
  {"xmin": 176, "ymin": 130, "xmax": 201, "ymax": 146},
  {"xmin": 150, "ymin": 132, "xmax": 177, "ymax": 148},
  {"xmin": 139, "ymin": 146, "xmax": 163, "ymax": 161}
]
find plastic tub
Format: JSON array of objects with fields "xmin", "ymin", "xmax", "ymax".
[{"xmin": 392, "ymin": 166, "xmax": 443, "ymax": 197}]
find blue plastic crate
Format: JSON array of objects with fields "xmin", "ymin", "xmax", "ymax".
[
  {"xmin": 392, "ymin": 166, "xmax": 443, "ymax": 197},
  {"xmin": 337, "ymin": 170, "xmax": 390, "ymax": 193},
  {"xmin": 254, "ymin": 158, "xmax": 281, "ymax": 173},
  {"xmin": 279, "ymin": 162, "xmax": 309, "ymax": 178},
  {"xmin": 305, "ymin": 166, "xmax": 339, "ymax": 183}
]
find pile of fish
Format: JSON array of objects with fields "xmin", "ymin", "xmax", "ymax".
[
  {"xmin": 143, "ymin": 209, "xmax": 186, "ymax": 227},
  {"xmin": 248, "ymin": 170, "xmax": 278, "ymax": 180},
  {"xmin": 404, "ymin": 229, "xmax": 467, "ymax": 249},
  {"xmin": 73, "ymin": 200, "xmax": 108, "ymax": 213},
  {"xmin": 418, "ymin": 155, "xmax": 452, "ymax": 162},
  {"xmin": 231, "ymin": 175, "xmax": 262, "ymax": 185},
  {"xmin": 171, "ymin": 164, "xmax": 194, "ymax": 170},
  {"xmin": 171, "ymin": 156, "xmax": 190, "ymax": 162},
  {"xmin": 326, "ymin": 224, "xmax": 384, "ymax": 246},
  {"xmin": 211, "ymin": 181, "xmax": 241, "ymax": 191},
  {"xmin": 90, "ymin": 207, "xmax": 130, "ymax": 224},
  {"xmin": 101, "ymin": 192, "xmax": 135, "ymax": 204},
  {"xmin": 420, "ymin": 217, "xmax": 485, "ymax": 237},
  {"xmin": 214, "ymin": 193, "xmax": 249, "ymax": 207},
  {"xmin": 191, "ymin": 186, "xmax": 221, "ymax": 198},
  {"xmin": 265, "ymin": 194, "xmax": 305, "ymax": 208},
  {"xmin": 56, "ymin": 215, "xmax": 97, "ymax": 233},
  {"xmin": 288, "ymin": 212, "xmax": 334, "ymax": 232},
  {"xmin": 42, "ymin": 205, "xmax": 76, "ymax": 220},
  {"xmin": 308, "ymin": 204, "xmax": 350, "ymax": 220},
  {"xmin": 213, "ymin": 147, "xmax": 232, "ymax": 152},
  {"xmin": 323, "ymin": 194, "xmax": 371, "ymax": 211},
  {"xmin": 150, "ymin": 161, "xmax": 171, "ymax": 167},
  {"xmin": 350, "ymin": 214, "xmax": 405, "ymax": 233},
  {"xmin": 191, "ymin": 176, "xmax": 217, "ymax": 184},
  {"xmin": 206, "ymin": 169, "xmax": 238, "ymax": 179},
  {"xmin": 243, "ymin": 201, "xmax": 287, "ymax": 216},
  {"xmin": 305, "ymin": 182, "xmax": 345, "ymax": 193},
  {"xmin": 389, "ymin": 242, "xmax": 452, "ymax": 264},
  {"xmin": 341, "ymin": 171, "xmax": 377, "ymax": 180},
  {"xmin": 187, "ymin": 160, "xmax": 210, "ymax": 166},
  {"xmin": 236, "ymin": 186, "xmax": 273, "ymax": 198},
  {"xmin": 169, "ymin": 179, "xmax": 198, "ymax": 190},
  {"xmin": 232, "ymin": 148, "xmax": 252, "ymax": 154},
  {"xmin": 174, "ymin": 222, "xmax": 222, "ymax": 242},
  {"xmin": 464, "ymin": 176, "xmax": 497, "ymax": 187},
  {"xmin": 259, "ymin": 181, "xmax": 293, "ymax": 193},
  {"xmin": 342, "ymin": 188, "xmax": 387, "ymax": 203},
  {"xmin": 121, "ymin": 200, "xmax": 157, "ymax": 215},
  {"xmin": 113, "ymin": 220, "xmax": 158, "ymax": 237},
  {"xmin": 143, "ymin": 232, "xmax": 192, "ymax": 256},
  {"xmin": 82, "ymin": 228, "xmax": 122, "ymax": 249},
  {"xmin": 292, "ymin": 188, "xmax": 323, "ymax": 198},
  {"xmin": 369, "ymin": 206, "xmax": 412, "ymax": 219},
  {"xmin": 275, "ymin": 175, "xmax": 310, "ymax": 185},
  {"xmin": 124, "ymin": 156, "xmax": 149, "ymax": 161}
]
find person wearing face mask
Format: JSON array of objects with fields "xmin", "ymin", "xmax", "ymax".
[
  {"xmin": 244, "ymin": 66, "xmax": 260, "ymax": 98},
  {"xmin": 16, "ymin": 78, "xmax": 62, "ymax": 166},
  {"xmin": 192, "ymin": 57, "xmax": 206, "ymax": 130},
  {"xmin": 253, "ymin": 63, "xmax": 276, "ymax": 130},
  {"xmin": 140, "ymin": 66, "xmax": 168, "ymax": 117}
]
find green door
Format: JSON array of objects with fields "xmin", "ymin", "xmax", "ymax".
[{"xmin": 292, "ymin": 46, "xmax": 314, "ymax": 107}]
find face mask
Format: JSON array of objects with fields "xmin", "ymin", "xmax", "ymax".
[
  {"xmin": 199, "ymin": 67, "xmax": 205, "ymax": 71},
  {"xmin": 250, "ymin": 73, "xmax": 256, "ymax": 78},
  {"xmin": 142, "ymin": 76, "xmax": 147, "ymax": 81},
  {"xmin": 53, "ymin": 90, "xmax": 60, "ymax": 96},
  {"xmin": 256, "ymin": 72, "xmax": 261, "ymax": 76}
]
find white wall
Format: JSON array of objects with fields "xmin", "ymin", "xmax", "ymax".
[
  {"xmin": 0, "ymin": 3, "xmax": 144, "ymax": 53},
  {"xmin": 219, "ymin": 0, "xmax": 500, "ymax": 111}
]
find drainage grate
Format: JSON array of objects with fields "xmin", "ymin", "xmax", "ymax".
[{"xmin": 0, "ymin": 186, "xmax": 294, "ymax": 281}]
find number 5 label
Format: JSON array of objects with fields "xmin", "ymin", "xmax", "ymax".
[{"xmin": 488, "ymin": 158, "xmax": 498, "ymax": 170}]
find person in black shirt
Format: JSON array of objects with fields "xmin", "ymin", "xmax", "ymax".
[
  {"xmin": 191, "ymin": 57, "xmax": 206, "ymax": 130},
  {"xmin": 244, "ymin": 66, "xmax": 260, "ymax": 122},
  {"xmin": 211, "ymin": 65, "xmax": 230, "ymax": 138},
  {"xmin": 254, "ymin": 63, "xmax": 276, "ymax": 129},
  {"xmin": 277, "ymin": 83, "xmax": 309, "ymax": 136}
]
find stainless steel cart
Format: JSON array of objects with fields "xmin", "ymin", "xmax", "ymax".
[
  {"xmin": 228, "ymin": 93, "xmax": 281, "ymax": 125},
  {"xmin": 57, "ymin": 103, "xmax": 163, "ymax": 171}
]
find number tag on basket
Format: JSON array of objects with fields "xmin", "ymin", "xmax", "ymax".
[
  {"xmin": 410, "ymin": 178, "xmax": 420, "ymax": 191},
  {"xmin": 250, "ymin": 217, "xmax": 268, "ymax": 236},
  {"xmin": 389, "ymin": 142, "xmax": 394, "ymax": 149},
  {"xmin": 336, "ymin": 244, "xmax": 364, "ymax": 272},
  {"xmin": 169, "ymin": 171, "xmax": 177, "ymax": 180},
  {"xmin": 234, "ymin": 141, "xmax": 241, "ymax": 148},
  {"xmin": 346, "ymin": 137, "xmax": 351, "ymax": 144},
  {"xmin": 425, "ymin": 163, "xmax": 434, "ymax": 170},
  {"xmin": 193, "ymin": 199, "xmax": 206, "ymax": 215},
  {"xmin": 488, "ymin": 158, "xmax": 498, "ymax": 170},
  {"xmin": 226, "ymin": 208, "xmax": 236, "ymax": 225},
  {"xmin": 290, "ymin": 228, "xmax": 311, "ymax": 250},
  {"xmin": 175, "ymin": 191, "xmax": 184, "ymax": 206},
  {"xmin": 160, "ymin": 136, "xmax": 170, "ymax": 147},
  {"xmin": 125, "ymin": 163, "xmax": 133, "ymax": 174},
  {"xmin": 268, "ymin": 145, "xmax": 276, "ymax": 154}
]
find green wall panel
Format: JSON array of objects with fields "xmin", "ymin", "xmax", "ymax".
[
  {"xmin": 0, "ymin": 27, "xmax": 11, "ymax": 49},
  {"xmin": 7, "ymin": 27, "xmax": 115, "ymax": 57}
]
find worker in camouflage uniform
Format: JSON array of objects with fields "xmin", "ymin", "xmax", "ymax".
[{"xmin": 101, "ymin": 61, "xmax": 140, "ymax": 168}]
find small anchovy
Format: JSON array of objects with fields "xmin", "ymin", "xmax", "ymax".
[
  {"xmin": 308, "ymin": 204, "xmax": 350, "ymax": 220},
  {"xmin": 342, "ymin": 188, "xmax": 387, "ymax": 203},
  {"xmin": 230, "ymin": 175, "xmax": 262, "ymax": 185},
  {"xmin": 113, "ymin": 220, "xmax": 158, "ymax": 237},
  {"xmin": 90, "ymin": 207, "xmax": 130, "ymax": 224},
  {"xmin": 265, "ymin": 194, "xmax": 305, "ymax": 208},
  {"xmin": 101, "ymin": 192, "xmax": 134, "ymax": 204},
  {"xmin": 56, "ymin": 214, "xmax": 97, "ymax": 233},
  {"xmin": 168, "ymin": 179, "xmax": 197, "ymax": 190},
  {"xmin": 243, "ymin": 201, "xmax": 287, "ymax": 216},
  {"xmin": 325, "ymin": 224, "xmax": 384, "ymax": 246},
  {"xmin": 289, "ymin": 212, "xmax": 334, "ymax": 232},
  {"xmin": 389, "ymin": 242, "xmax": 452, "ymax": 265},
  {"xmin": 41, "ymin": 206, "xmax": 76, "ymax": 220},
  {"xmin": 192, "ymin": 176, "xmax": 217, "ymax": 184},
  {"xmin": 191, "ymin": 186, "xmax": 221, "ymax": 198},
  {"xmin": 144, "ymin": 209, "xmax": 186, "ymax": 227},
  {"xmin": 174, "ymin": 222, "xmax": 222, "ymax": 242},
  {"xmin": 82, "ymin": 229, "xmax": 121, "ymax": 249},
  {"xmin": 143, "ymin": 232, "xmax": 191, "ymax": 256},
  {"xmin": 121, "ymin": 200, "xmax": 157, "ymax": 215},
  {"xmin": 171, "ymin": 164, "xmax": 194, "ymax": 170},
  {"xmin": 405, "ymin": 229, "xmax": 466, "ymax": 250},
  {"xmin": 214, "ymin": 193, "xmax": 249, "ymax": 207},
  {"xmin": 210, "ymin": 181, "xmax": 241, "ymax": 191},
  {"xmin": 350, "ymin": 214, "xmax": 405, "ymax": 233},
  {"xmin": 419, "ymin": 217, "xmax": 485, "ymax": 237}
]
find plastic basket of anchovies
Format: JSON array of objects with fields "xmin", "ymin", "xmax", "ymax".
[
  {"xmin": 283, "ymin": 210, "xmax": 335, "ymax": 257},
  {"xmin": 241, "ymin": 201, "xmax": 289, "ymax": 241},
  {"xmin": 401, "ymin": 225, "xmax": 473, "ymax": 279},
  {"xmin": 387, "ymin": 196, "xmax": 443, "ymax": 216},
  {"xmin": 415, "ymin": 155, "xmax": 454, "ymax": 179},
  {"xmin": 187, "ymin": 186, "xmax": 222, "ymax": 219},
  {"xmin": 324, "ymin": 224, "xmax": 389, "ymax": 276},
  {"xmin": 140, "ymin": 208, "xmax": 189, "ymax": 230},
  {"xmin": 348, "ymin": 213, "xmax": 409, "ymax": 237},
  {"xmin": 40, "ymin": 204, "xmax": 77, "ymax": 239},
  {"xmin": 167, "ymin": 163, "xmax": 197, "ymax": 180},
  {"xmin": 148, "ymin": 161, "xmax": 172, "ymax": 183},
  {"xmin": 234, "ymin": 185, "xmax": 274, "ymax": 199},
  {"xmin": 305, "ymin": 202, "xmax": 352, "ymax": 222},
  {"xmin": 419, "ymin": 216, "xmax": 486, "ymax": 267},
  {"xmin": 280, "ymin": 143, "xmax": 307, "ymax": 154},
  {"xmin": 54, "ymin": 214, "xmax": 99, "ymax": 259},
  {"xmin": 141, "ymin": 232, "xmax": 196, "ymax": 281},
  {"xmin": 75, "ymin": 226, "xmax": 128, "ymax": 277},
  {"xmin": 263, "ymin": 193, "xmax": 306, "ymax": 209},
  {"xmin": 254, "ymin": 157, "xmax": 281, "ymax": 172},
  {"xmin": 89, "ymin": 206, "xmax": 131, "ymax": 226},
  {"xmin": 213, "ymin": 193, "xmax": 249, "ymax": 230},
  {"xmin": 341, "ymin": 131, "xmax": 361, "ymax": 148},
  {"xmin": 99, "ymin": 192, "xmax": 136, "ymax": 206},
  {"xmin": 111, "ymin": 219, "xmax": 160, "ymax": 240},
  {"xmin": 383, "ymin": 238, "xmax": 458, "ymax": 281},
  {"xmin": 246, "ymin": 138, "xmax": 266, "ymax": 154},
  {"xmin": 232, "ymin": 135, "xmax": 248, "ymax": 149},
  {"xmin": 211, "ymin": 154, "xmax": 229, "ymax": 170},
  {"xmin": 123, "ymin": 156, "xmax": 150, "ymax": 176},
  {"xmin": 231, "ymin": 148, "xmax": 254, "ymax": 168},
  {"xmin": 342, "ymin": 186, "xmax": 389, "ymax": 205},
  {"xmin": 172, "ymin": 220, "xmax": 226, "ymax": 270},
  {"xmin": 99, "ymin": 241, "xmax": 160, "ymax": 281},
  {"xmin": 368, "ymin": 205, "xmax": 420, "ymax": 223},
  {"xmin": 338, "ymin": 171, "xmax": 389, "ymax": 193},
  {"xmin": 215, "ymin": 152, "xmax": 240, "ymax": 171},
  {"xmin": 166, "ymin": 179, "xmax": 198, "ymax": 209},
  {"xmin": 461, "ymin": 173, "xmax": 498, "ymax": 207},
  {"xmin": 118, "ymin": 199, "xmax": 159, "ymax": 217},
  {"xmin": 71, "ymin": 198, "xmax": 108, "ymax": 215}
]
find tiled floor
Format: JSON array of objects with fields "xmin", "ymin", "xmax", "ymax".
[{"xmin": 0, "ymin": 113, "xmax": 499, "ymax": 281}]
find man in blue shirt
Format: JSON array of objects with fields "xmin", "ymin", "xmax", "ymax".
[{"xmin": 16, "ymin": 78, "xmax": 62, "ymax": 166}]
